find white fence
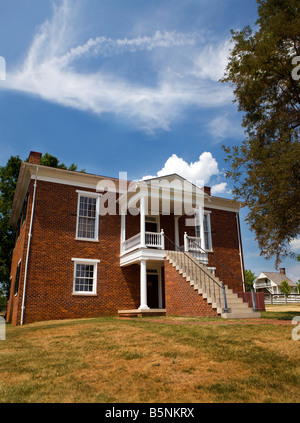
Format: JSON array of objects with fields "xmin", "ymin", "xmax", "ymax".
[{"xmin": 264, "ymin": 294, "xmax": 300, "ymax": 304}]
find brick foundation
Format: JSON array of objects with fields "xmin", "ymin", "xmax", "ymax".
[{"xmin": 164, "ymin": 258, "xmax": 218, "ymax": 317}]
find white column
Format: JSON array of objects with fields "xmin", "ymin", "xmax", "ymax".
[
  {"xmin": 161, "ymin": 229, "xmax": 165, "ymax": 250},
  {"xmin": 198, "ymin": 207, "xmax": 205, "ymax": 250},
  {"xmin": 184, "ymin": 232, "xmax": 188, "ymax": 252},
  {"xmin": 139, "ymin": 259, "xmax": 149, "ymax": 309},
  {"xmin": 121, "ymin": 212, "xmax": 126, "ymax": 254},
  {"xmin": 140, "ymin": 196, "xmax": 146, "ymax": 248}
]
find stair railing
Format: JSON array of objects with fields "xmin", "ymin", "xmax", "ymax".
[
  {"xmin": 164, "ymin": 234, "xmax": 229, "ymax": 313},
  {"xmin": 186, "ymin": 236, "xmax": 257, "ymax": 312}
]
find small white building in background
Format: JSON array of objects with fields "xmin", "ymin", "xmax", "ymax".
[{"xmin": 254, "ymin": 268, "xmax": 297, "ymax": 294}]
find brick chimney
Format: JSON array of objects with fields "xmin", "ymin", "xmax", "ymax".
[
  {"xmin": 279, "ymin": 268, "xmax": 286, "ymax": 275},
  {"xmin": 28, "ymin": 151, "xmax": 42, "ymax": 165},
  {"xmin": 202, "ymin": 186, "xmax": 211, "ymax": 196}
]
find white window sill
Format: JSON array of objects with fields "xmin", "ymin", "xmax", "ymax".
[
  {"xmin": 72, "ymin": 292, "xmax": 97, "ymax": 296},
  {"xmin": 75, "ymin": 237, "xmax": 99, "ymax": 243}
]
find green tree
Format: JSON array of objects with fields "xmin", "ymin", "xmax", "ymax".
[
  {"xmin": 221, "ymin": 0, "xmax": 300, "ymax": 266},
  {"xmin": 0, "ymin": 153, "xmax": 83, "ymax": 297},
  {"xmin": 38, "ymin": 153, "xmax": 83, "ymax": 172},
  {"xmin": 244, "ymin": 269, "xmax": 256, "ymax": 292},
  {"xmin": 280, "ymin": 280, "xmax": 292, "ymax": 295},
  {"xmin": 0, "ymin": 156, "xmax": 22, "ymax": 297}
]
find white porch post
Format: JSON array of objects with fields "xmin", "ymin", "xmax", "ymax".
[
  {"xmin": 139, "ymin": 259, "xmax": 149, "ymax": 309},
  {"xmin": 184, "ymin": 232, "xmax": 188, "ymax": 252},
  {"xmin": 140, "ymin": 195, "xmax": 146, "ymax": 248},
  {"xmin": 198, "ymin": 206, "xmax": 205, "ymax": 250},
  {"xmin": 121, "ymin": 212, "xmax": 126, "ymax": 254},
  {"xmin": 161, "ymin": 229, "xmax": 165, "ymax": 250}
]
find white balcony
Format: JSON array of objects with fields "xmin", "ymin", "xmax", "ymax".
[
  {"xmin": 120, "ymin": 230, "xmax": 208, "ymax": 267},
  {"xmin": 121, "ymin": 230, "xmax": 165, "ymax": 255}
]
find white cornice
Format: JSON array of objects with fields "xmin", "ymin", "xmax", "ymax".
[
  {"xmin": 10, "ymin": 163, "xmax": 243, "ymax": 227},
  {"xmin": 9, "ymin": 162, "xmax": 127, "ymax": 226}
]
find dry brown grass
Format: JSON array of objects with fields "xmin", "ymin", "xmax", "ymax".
[
  {"xmin": 265, "ymin": 304, "xmax": 300, "ymax": 312},
  {"xmin": 1, "ymin": 316, "xmax": 300, "ymax": 403}
]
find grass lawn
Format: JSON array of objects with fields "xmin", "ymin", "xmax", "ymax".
[{"xmin": 1, "ymin": 308, "xmax": 300, "ymax": 403}]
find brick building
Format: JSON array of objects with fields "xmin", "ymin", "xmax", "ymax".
[{"xmin": 6, "ymin": 152, "xmax": 260, "ymax": 325}]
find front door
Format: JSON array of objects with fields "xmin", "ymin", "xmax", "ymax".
[{"xmin": 147, "ymin": 274, "xmax": 159, "ymax": 309}]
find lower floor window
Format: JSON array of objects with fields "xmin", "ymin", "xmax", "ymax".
[{"xmin": 72, "ymin": 258, "xmax": 100, "ymax": 295}]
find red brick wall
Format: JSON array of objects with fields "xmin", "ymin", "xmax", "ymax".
[
  {"xmin": 207, "ymin": 208, "xmax": 244, "ymax": 293},
  {"xmin": 164, "ymin": 258, "xmax": 218, "ymax": 317},
  {"xmin": 8, "ymin": 180, "xmax": 141, "ymax": 325},
  {"xmin": 7, "ymin": 175, "xmax": 245, "ymax": 325},
  {"xmin": 6, "ymin": 181, "xmax": 35, "ymax": 326}
]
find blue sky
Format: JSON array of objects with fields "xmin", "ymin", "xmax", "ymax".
[{"xmin": 0, "ymin": 0, "xmax": 299, "ymax": 282}]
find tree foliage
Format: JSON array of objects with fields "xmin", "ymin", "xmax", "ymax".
[
  {"xmin": 38, "ymin": 153, "xmax": 83, "ymax": 172},
  {"xmin": 244, "ymin": 269, "xmax": 257, "ymax": 292},
  {"xmin": 0, "ymin": 153, "xmax": 83, "ymax": 297},
  {"xmin": 280, "ymin": 280, "xmax": 292, "ymax": 295},
  {"xmin": 221, "ymin": 0, "xmax": 300, "ymax": 266},
  {"xmin": 0, "ymin": 156, "xmax": 22, "ymax": 296}
]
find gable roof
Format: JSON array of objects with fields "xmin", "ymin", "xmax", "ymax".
[{"xmin": 257, "ymin": 272, "xmax": 297, "ymax": 287}]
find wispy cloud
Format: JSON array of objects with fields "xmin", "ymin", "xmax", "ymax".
[
  {"xmin": 2, "ymin": 0, "xmax": 233, "ymax": 133},
  {"xmin": 207, "ymin": 113, "xmax": 243, "ymax": 142}
]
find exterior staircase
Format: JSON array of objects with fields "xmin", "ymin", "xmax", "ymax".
[{"xmin": 165, "ymin": 250, "xmax": 261, "ymax": 319}]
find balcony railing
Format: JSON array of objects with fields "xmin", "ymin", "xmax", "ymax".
[
  {"xmin": 121, "ymin": 230, "xmax": 205, "ymax": 257},
  {"xmin": 122, "ymin": 233, "xmax": 141, "ymax": 253},
  {"xmin": 145, "ymin": 231, "xmax": 165, "ymax": 249}
]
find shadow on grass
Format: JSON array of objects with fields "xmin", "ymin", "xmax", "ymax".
[{"xmin": 261, "ymin": 310, "xmax": 300, "ymax": 321}]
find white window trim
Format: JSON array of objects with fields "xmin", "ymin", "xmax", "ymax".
[
  {"xmin": 195, "ymin": 210, "xmax": 213, "ymax": 252},
  {"xmin": 75, "ymin": 191, "xmax": 101, "ymax": 242},
  {"xmin": 72, "ymin": 258, "xmax": 100, "ymax": 296},
  {"xmin": 203, "ymin": 211, "xmax": 213, "ymax": 252},
  {"xmin": 14, "ymin": 259, "xmax": 22, "ymax": 297}
]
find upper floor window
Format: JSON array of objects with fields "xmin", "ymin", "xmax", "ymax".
[
  {"xmin": 22, "ymin": 193, "xmax": 29, "ymax": 226},
  {"xmin": 76, "ymin": 191, "xmax": 101, "ymax": 241},
  {"xmin": 195, "ymin": 211, "xmax": 212, "ymax": 251},
  {"xmin": 14, "ymin": 260, "xmax": 21, "ymax": 295},
  {"xmin": 203, "ymin": 214, "xmax": 211, "ymax": 251}
]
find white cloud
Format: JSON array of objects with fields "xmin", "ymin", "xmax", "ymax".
[
  {"xmin": 290, "ymin": 238, "xmax": 300, "ymax": 252},
  {"xmin": 211, "ymin": 182, "xmax": 231, "ymax": 196},
  {"xmin": 142, "ymin": 152, "xmax": 219, "ymax": 184},
  {"xmin": 189, "ymin": 40, "xmax": 231, "ymax": 82},
  {"xmin": 207, "ymin": 113, "xmax": 243, "ymax": 141},
  {"xmin": 1, "ymin": 0, "xmax": 233, "ymax": 133},
  {"xmin": 56, "ymin": 30, "xmax": 198, "ymax": 66}
]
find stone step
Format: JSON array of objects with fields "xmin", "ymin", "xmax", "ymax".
[
  {"xmin": 221, "ymin": 311, "xmax": 261, "ymax": 319},
  {"xmin": 165, "ymin": 254, "xmax": 260, "ymax": 319}
]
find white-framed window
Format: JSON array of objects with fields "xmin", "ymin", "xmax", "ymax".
[
  {"xmin": 14, "ymin": 260, "xmax": 22, "ymax": 296},
  {"xmin": 76, "ymin": 191, "xmax": 101, "ymax": 241},
  {"xmin": 195, "ymin": 211, "xmax": 212, "ymax": 251},
  {"xmin": 203, "ymin": 213, "xmax": 212, "ymax": 251},
  {"xmin": 72, "ymin": 258, "xmax": 100, "ymax": 295}
]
